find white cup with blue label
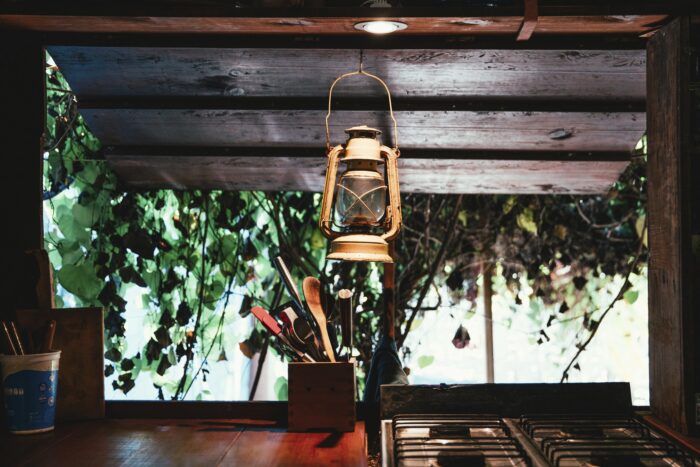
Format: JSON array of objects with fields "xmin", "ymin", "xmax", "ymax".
[{"xmin": 1, "ymin": 351, "xmax": 61, "ymax": 434}]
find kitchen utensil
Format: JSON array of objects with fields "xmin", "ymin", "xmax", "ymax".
[
  {"xmin": 302, "ymin": 332, "xmax": 326, "ymax": 362},
  {"xmin": 272, "ymin": 256, "xmax": 305, "ymax": 312},
  {"xmin": 338, "ymin": 289, "xmax": 353, "ymax": 349},
  {"xmin": 326, "ymin": 323, "xmax": 340, "ymax": 361},
  {"xmin": 1, "ymin": 321, "xmax": 18, "ymax": 355},
  {"xmin": 42, "ymin": 320, "xmax": 57, "ymax": 353},
  {"xmin": 279, "ymin": 308, "xmax": 312, "ymax": 346},
  {"xmin": 302, "ymin": 277, "xmax": 336, "ymax": 363},
  {"xmin": 251, "ymin": 306, "xmax": 315, "ymax": 362},
  {"xmin": 9, "ymin": 321, "xmax": 25, "ymax": 355},
  {"xmin": 24, "ymin": 329, "xmax": 36, "ymax": 354},
  {"xmin": 278, "ymin": 306, "xmax": 326, "ymax": 362}
]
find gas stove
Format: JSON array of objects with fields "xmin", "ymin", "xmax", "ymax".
[{"xmin": 380, "ymin": 384, "xmax": 699, "ymax": 467}]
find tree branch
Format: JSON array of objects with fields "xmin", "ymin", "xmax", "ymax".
[
  {"xmin": 397, "ymin": 195, "xmax": 463, "ymax": 349},
  {"xmin": 174, "ymin": 193, "xmax": 210, "ymax": 400},
  {"xmin": 559, "ymin": 221, "xmax": 647, "ymax": 383},
  {"xmin": 248, "ymin": 281, "xmax": 284, "ymax": 401}
]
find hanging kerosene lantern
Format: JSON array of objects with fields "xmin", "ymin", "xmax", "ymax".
[{"xmin": 318, "ymin": 65, "xmax": 402, "ymax": 263}]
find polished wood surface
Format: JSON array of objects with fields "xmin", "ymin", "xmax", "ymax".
[{"xmin": 1, "ymin": 419, "xmax": 367, "ymax": 467}]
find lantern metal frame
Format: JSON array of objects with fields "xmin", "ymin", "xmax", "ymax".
[{"xmin": 318, "ymin": 63, "xmax": 402, "ymax": 263}]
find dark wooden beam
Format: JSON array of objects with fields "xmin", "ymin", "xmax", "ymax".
[
  {"xmin": 0, "ymin": 3, "xmax": 683, "ymax": 18},
  {"xmin": 80, "ymin": 109, "xmax": 644, "ymax": 153},
  {"xmin": 0, "ymin": 34, "xmax": 45, "ymax": 319},
  {"xmin": 0, "ymin": 3, "xmax": 674, "ymax": 35},
  {"xmin": 76, "ymin": 96, "xmax": 646, "ymax": 113},
  {"xmin": 647, "ymin": 17, "xmax": 698, "ymax": 435},
  {"xmin": 48, "ymin": 46, "xmax": 646, "ymax": 102},
  {"xmin": 3, "ymin": 14, "xmax": 667, "ymax": 36},
  {"xmin": 105, "ymin": 145, "xmax": 633, "ymax": 161},
  {"xmin": 104, "ymin": 153, "xmax": 629, "ymax": 195},
  {"xmin": 43, "ymin": 33, "xmax": 649, "ymax": 51}
]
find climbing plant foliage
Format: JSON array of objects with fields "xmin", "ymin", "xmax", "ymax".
[{"xmin": 44, "ymin": 55, "xmax": 647, "ymax": 399}]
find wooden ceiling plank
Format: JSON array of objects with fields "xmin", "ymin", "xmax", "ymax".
[
  {"xmin": 0, "ymin": 14, "xmax": 668, "ymax": 35},
  {"xmin": 105, "ymin": 155, "xmax": 629, "ymax": 195},
  {"xmin": 48, "ymin": 46, "xmax": 645, "ymax": 100},
  {"xmin": 81, "ymin": 109, "xmax": 645, "ymax": 153}
]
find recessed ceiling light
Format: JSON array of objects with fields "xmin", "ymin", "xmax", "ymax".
[{"xmin": 354, "ymin": 20, "xmax": 408, "ymax": 35}]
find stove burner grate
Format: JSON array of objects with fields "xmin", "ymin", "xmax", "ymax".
[
  {"xmin": 519, "ymin": 414, "xmax": 697, "ymax": 467},
  {"xmin": 392, "ymin": 414, "xmax": 531, "ymax": 466}
]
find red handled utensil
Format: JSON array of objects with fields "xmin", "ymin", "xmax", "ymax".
[
  {"xmin": 279, "ymin": 307, "xmax": 325, "ymax": 362},
  {"xmin": 251, "ymin": 306, "xmax": 315, "ymax": 363}
]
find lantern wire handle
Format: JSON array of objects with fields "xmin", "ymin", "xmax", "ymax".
[{"xmin": 325, "ymin": 50, "xmax": 399, "ymax": 155}]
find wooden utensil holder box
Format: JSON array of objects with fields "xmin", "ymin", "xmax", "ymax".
[{"xmin": 287, "ymin": 361, "xmax": 356, "ymax": 432}]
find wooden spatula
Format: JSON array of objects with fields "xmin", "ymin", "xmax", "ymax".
[{"xmin": 302, "ymin": 277, "xmax": 336, "ymax": 363}]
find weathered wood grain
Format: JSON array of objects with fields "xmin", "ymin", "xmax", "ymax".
[
  {"xmin": 48, "ymin": 46, "xmax": 646, "ymax": 100},
  {"xmin": 1, "ymin": 13, "xmax": 667, "ymax": 36},
  {"xmin": 105, "ymin": 154, "xmax": 629, "ymax": 194},
  {"xmin": 647, "ymin": 17, "xmax": 695, "ymax": 435},
  {"xmin": 82, "ymin": 109, "xmax": 644, "ymax": 152}
]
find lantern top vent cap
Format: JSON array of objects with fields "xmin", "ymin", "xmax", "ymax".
[{"xmin": 345, "ymin": 125, "xmax": 382, "ymax": 140}]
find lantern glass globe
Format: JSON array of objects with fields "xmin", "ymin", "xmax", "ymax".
[{"xmin": 335, "ymin": 168, "xmax": 387, "ymax": 228}]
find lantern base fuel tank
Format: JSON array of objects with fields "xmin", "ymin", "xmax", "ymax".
[{"xmin": 326, "ymin": 233, "xmax": 393, "ymax": 263}]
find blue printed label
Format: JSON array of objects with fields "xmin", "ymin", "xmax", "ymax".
[{"xmin": 3, "ymin": 369, "xmax": 58, "ymax": 432}]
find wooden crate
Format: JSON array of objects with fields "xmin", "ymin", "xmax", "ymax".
[{"xmin": 287, "ymin": 362, "xmax": 356, "ymax": 432}]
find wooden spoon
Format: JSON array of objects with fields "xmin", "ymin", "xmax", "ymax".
[{"xmin": 302, "ymin": 277, "xmax": 336, "ymax": 363}]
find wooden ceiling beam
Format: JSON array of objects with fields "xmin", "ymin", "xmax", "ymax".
[
  {"xmin": 77, "ymin": 96, "xmax": 645, "ymax": 113},
  {"xmin": 49, "ymin": 46, "xmax": 646, "ymax": 101},
  {"xmin": 104, "ymin": 153, "xmax": 630, "ymax": 195},
  {"xmin": 1, "ymin": 14, "xmax": 668, "ymax": 35},
  {"xmin": 104, "ymin": 145, "xmax": 633, "ymax": 162},
  {"xmin": 43, "ymin": 33, "xmax": 649, "ymax": 50},
  {"xmin": 0, "ymin": 3, "xmax": 680, "ymax": 19},
  {"xmin": 0, "ymin": 3, "xmax": 672, "ymax": 35},
  {"xmin": 80, "ymin": 109, "xmax": 645, "ymax": 153}
]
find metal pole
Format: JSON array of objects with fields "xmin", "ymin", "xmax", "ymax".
[{"xmin": 483, "ymin": 262, "xmax": 495, "ymax": 383}]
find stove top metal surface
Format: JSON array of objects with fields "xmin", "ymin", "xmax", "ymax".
[
  {"xmin": 379, "ymin": 384, "xmax": 699, "ymax": 467},
  {"xmin": 383, "ymin": 414, "xmax": 698, "ymax": 467}
]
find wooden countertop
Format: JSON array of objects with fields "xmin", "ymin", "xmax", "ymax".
[{"xmin": 2, "ymin": 419, "xmax": 368, "ymax": 467}]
